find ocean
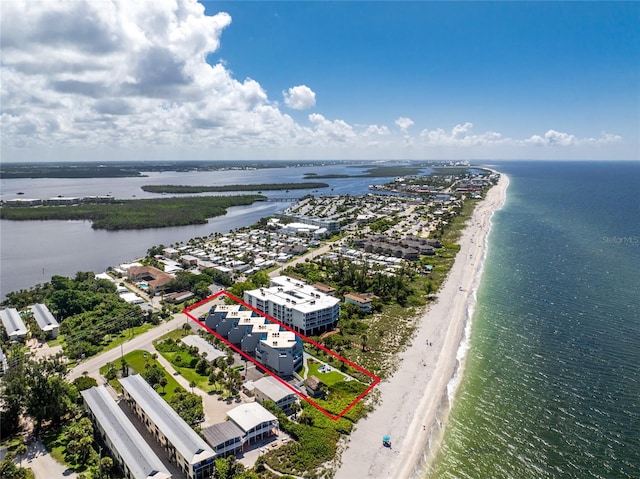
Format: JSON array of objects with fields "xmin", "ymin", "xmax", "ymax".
[{"xmin": 428, "ymin": 161, "xmax": 640, "ymax": 479}]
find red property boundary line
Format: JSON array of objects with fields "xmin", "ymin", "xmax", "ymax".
[{"xmin": 183, "ymin": 291, "xmax": 381, "ymax": 421}]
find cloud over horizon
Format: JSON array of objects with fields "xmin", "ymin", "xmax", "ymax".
[
  {"xmin": 283, "ymin": 85, "xmax": 316, "ymax": 110},
  {"xmin": 0, "ymin": 0, "xmax": 626, "ymax": 161}
]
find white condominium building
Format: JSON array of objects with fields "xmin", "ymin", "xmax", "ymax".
[
  {"xmin": 205, "ymin": 304, "xmax": 303, "ymax": 377},
  {"xmin": 243, "ymin": 276, "xmax": 340, "ymax": 336}
]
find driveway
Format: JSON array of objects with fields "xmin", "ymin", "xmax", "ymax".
[{"xmin": 22, "ymin": 439, "xmax": 77, "ymax": 479}]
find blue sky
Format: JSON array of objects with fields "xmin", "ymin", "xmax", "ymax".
[{"xmin": 1, "ymin": 1, "xmax": 638, "ymax": 161}]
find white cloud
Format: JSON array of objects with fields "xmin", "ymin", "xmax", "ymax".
[
  {"xmin": 308, "ymin": 113, "xmax": 355, "ymax": 143},
  {"xmin": 0, "ymin": 1, "xmax": 627, "ymax": 161},
  {"xmin": 395, "ymin": 117, "xmax": 414, "ymax": 131},
  {"xmin": 525, "ymin": 129, "xmax": 622, "ymax": 146},
  {"xmin": 363, "ymin": 125, "xmax": 390, "ymax": 136},
  {"xmin": 283, "ymin": 85, "xmax": 316, "ymax": 110},
  {"xmin": 420, "ymin": 122, "xmax": 506, "ymax": 146}
]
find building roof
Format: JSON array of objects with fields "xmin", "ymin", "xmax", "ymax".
[
  {"xmin": 119, "ymin": 374, "xmax": 214, "ymax": 466},
  {"xmin": 127, "ymin": 266, "xmax": 173, "ymax": 289},
  {"xmin": 304, "ymin": 375, "xmax": 324, "ymax": 391},
  {"xmin": 0, "ymin": 308, "xmax": 28, "ymax": 337},
  {"xmin": 253, "ymin": 376, "xmax": 296, "ymax": 403},
  {"xmin": 81, "ymin": 387, "xmax": 171, "ymax": 479},
  {"xmin": 227, "ymin": 402, "xmax": 278, "ymax": 433},
  {"xmin": 344, "ymin": 293, "xmax": 373, "ymax": 304},
  {"xmin": 201, "ymin": 421, "xmax": 244, "ymax": 449},
  {"xmin": 30, "ymin": 303, "xmax": 59, "ymax": 331},
  {"xmin": 248, "ymin": 276, "xmax": 340, "ymax": 315},
  {"xmin": 180, "ymin": 335, "xmax": 226, "ymax": 362},
  {"xmin": 312, "ymin": 283, "xmax": 336, "ymax": 294},
  {"xmin": 260, "ymin": 329, "xmax": 299, "ymax": 350}
]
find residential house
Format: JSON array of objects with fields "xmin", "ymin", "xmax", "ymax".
[
  {"xmin": 253, "ymin": 375, "xmax": 297, "ymax": 411},
  {"xmin": 127, "ymin": 266, "xmax": 174, "ymax": 295},
  {"xmin": 344, "ymin": 293, "xmax": 374, "ymax": 313},
  {"xmin": 304, "ymin": 376, "xmax": 326, "ymax": 398}
]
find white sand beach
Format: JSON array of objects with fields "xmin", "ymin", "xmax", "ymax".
[{"xmin": 335, "ymin": 173, "xmax": 509, "ymax": 479}]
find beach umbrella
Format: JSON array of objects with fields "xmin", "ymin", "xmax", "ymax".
[{"xmin": 382, "ymin": 435, "xmax": 391, "ymax": 442}]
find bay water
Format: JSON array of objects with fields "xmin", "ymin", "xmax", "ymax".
[{"xmin": 0, "ymin": 163, "xmax": 402, "ymax": 297}]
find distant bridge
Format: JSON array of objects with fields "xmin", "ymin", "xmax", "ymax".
[{"xmin": 264, "ymin": 197, "xmax": 301, "ymax": 202}]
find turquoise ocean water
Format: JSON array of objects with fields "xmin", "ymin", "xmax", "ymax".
[{"xmin": 428, "ymin": 161, "xmax": 640, "ymax": 479}]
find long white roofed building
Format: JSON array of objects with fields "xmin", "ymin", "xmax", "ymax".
[
  {"xmin": 29, "ymin": 303, "xmax": 59, "ymax": 338},
  {"xmin": 120, "ymin": 374, "xmax": 215, "ymax": 479},
  {"xmin": 81, "ymin": 386, "xmax": 171, "ymax": 479},
  {"xmin": 243, "ymin": 276, "xmax": 340, "ymax": 336},
  {"xmin": 0, "ymin": 308, "xmax": 27, "ymax": 341}
]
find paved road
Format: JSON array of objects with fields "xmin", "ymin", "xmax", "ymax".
[{"xmin": 68, "ymin": 302, "xmax": 213, "ymax": 382}]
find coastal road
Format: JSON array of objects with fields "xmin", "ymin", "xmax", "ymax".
[{"xmin": 67, "ymin": 302, "xmax": 214, "ymax": 382}]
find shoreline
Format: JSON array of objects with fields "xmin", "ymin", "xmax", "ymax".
[{"xmin": 335, "ymin": 172, "xmax": 509, "ymax": 479}]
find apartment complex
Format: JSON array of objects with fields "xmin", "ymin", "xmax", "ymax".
[
  {"xmin": 205, "ymin": 304, "xmax": 303, "ymax": 377},
  {"xmin": 243, "ymin": 276, "xmax": 340, "ymax": 336},
  {"xmin": 81, "ymin": 386, "xmax": 171, "ymax": 479},
  {"xmin": 29, "ymin": 303, "xmax": 59, "ymax": 338},
  {"xmin": 120, "ymin": 374, "xmax": 215, "ymax": 479},
  {"xmin": 0, "ymin": 308, "xmax": 27, "ymax": 341}
]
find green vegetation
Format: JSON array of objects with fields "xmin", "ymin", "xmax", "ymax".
[
  {"xmin": 141, "ymin": 182, "xmax": 329, "ymax": 193},
  {"xmin": 0, "ymin": 163, "xmax": 144, "ymax": 178},
  {"xmin": 154, "ymin": 333, "xmax": 244, "ymax": 400},
  {"xmin": 0, "ymin": 194, "xmax": 264, "ymax": 230},
  {"xmin": 0, "ymin": 437, "xmax": 33, "ymax": 479},
  {"xmin": 304, "ymin": 165, "xmax": 425, "ymax": 179},
  {"xmin": 0, "ymin": 352, "xmax": 77, "ymax": 437},
  {"xmin": 305, "ymin": 361, "xmax": 348, "ymax": 386},
  {"xmin": 261, "ymin": 393, "xmax": 368, "ymax": 478},
  {"xmin": 101, "ymin": 349, "xmax": 204, "ymax": 426},
  {"xmin": 2, "ymin": 271, "xmax": 161, "ymax": 361}
]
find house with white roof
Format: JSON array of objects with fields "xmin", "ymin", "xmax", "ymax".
[
  {"xmin": 0, "ymin": 308, "xmax": 28, "ymax": 341},
  {"xmin": 29, "ymin": 303, "xmax": 59, "ymax": 338},
  {"xmin": 253, "ymin": 375, "xmax": 297, "ymax": 411},
  {"xmin": 81, "ymin": 386, "xmax": 171, "ymax": 479},
  {"xmin": 120, "ymin": 375, "xmax": 215, "ymax": 479},
  {"xmin": 226, "ymin": 402, "xmax": 279, "ymax": 445},
  {"xmin": 201, "ymin": 401, "xmax": 279, "ymax": 458}
]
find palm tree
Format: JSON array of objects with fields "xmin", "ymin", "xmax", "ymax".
[
  {"xmin": 159, "ymin": 376, "xmax": 168, "ymax": 394},
  {"xmin": 14, "ymin": 443, "xmax": 27, "ymax": 467}
]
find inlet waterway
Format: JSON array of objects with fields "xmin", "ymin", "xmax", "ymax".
[{"xmin": 1, "ymin": 163, "xmax": 408, "ymax": 297}]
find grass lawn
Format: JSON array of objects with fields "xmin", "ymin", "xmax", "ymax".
[
  {"xmin": 99, "ymin": 349, "xmax": 183, "ymax": 400},
  {"xmin": 153, "ymin": 331, "xmax": 215, "ymax": 393},
  {"xmin": 105, "ymin": 323, "xmax": 156, "ymax": 351},
  {"xmin": 306, "ymin": 361, "xmax": 346, "ymax": 386},
  {"xmin": 156, "ymin": 349, "xmax": 212, "ymax": 392}
]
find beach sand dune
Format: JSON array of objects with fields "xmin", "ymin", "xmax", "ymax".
[{"xmin": 335, "ymin": 173, "xmax": 509, "ymax": 479}]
